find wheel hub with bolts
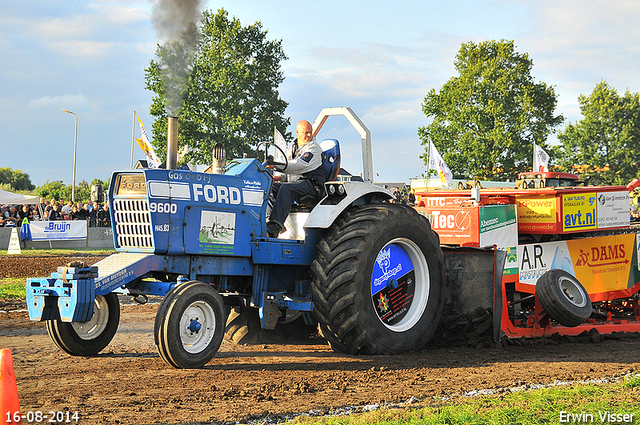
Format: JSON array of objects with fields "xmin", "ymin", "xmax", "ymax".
[
  {"xmin": 180, "ymin": 301, "xmax": 216, "ymax": 354},
  {"xmin": 189, "ymin": 318, "xmax": 202, "ymax": 333}
]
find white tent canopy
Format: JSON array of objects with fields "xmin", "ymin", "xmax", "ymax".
[{"xmin": 0, "ymin": 188, "xmax": 39, "ymax": 205}]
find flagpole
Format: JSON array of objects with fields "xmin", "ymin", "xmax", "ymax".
[
  {"xmin": 130, "ymin": 111, "xmax": 137, "ymax": 169},
  {"xmin": 426, "ymin": 141, "xmax": 432, "ymax": 191},
  {"xmin": 427, "ymin": 141, "xmax": 431, "ymax": 175}
]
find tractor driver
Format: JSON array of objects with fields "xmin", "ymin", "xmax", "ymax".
[{"xmin": 266, "ymin": 120, "xmax": 325, "ymax": 238}]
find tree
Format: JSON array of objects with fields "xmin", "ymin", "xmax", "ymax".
[
  {"xmin": 555, "ymin": 81, "xmax": 640, "ymax": 186},
  {"xmin": 0, "ymin": 167, "xmax": 35, "ymax": 191},
  {"xmin": 36, "ymin": 181, "xmax": 68, "ymax": 202},
  {"xmin": 145, "ymin": 8, "xmax": 290, "ymax": 165},
  {"xmin": 418, "ymin": 40, "xmax": 563, "ymax": 181}
]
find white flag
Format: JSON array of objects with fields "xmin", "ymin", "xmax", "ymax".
[
  {"xmin": 428, "ymin": 141, "xmax": 453, "ymax": 188},
  {"xmin": 533, "ymin": 144, "xmax": 550, "ymax": 172},
  {"xmin": 273, "ymin": 127, "xmax": 288, "ymax": 164},
  {"xmin": 135, "ymin": 115, "xmax": 162, "ymax": 169}
]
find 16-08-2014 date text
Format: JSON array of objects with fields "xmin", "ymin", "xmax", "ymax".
[{"xmin": 5, "ymin": 411, "xmax": 80, "ymax": 423}]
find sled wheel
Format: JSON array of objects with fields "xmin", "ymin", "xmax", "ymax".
[
  {"xmin": 536, "ymin": 269, "xmax": 592, "ymax": 327},
  {"xmin": 157, "ymin": 281, "xmax": 226, "ymax": 368},
  {"xmin": 311, "ymin": 204, "xmax": 446, "ymax": 354},
  {"xmin": 46, "ymin": 293, "xmax": 120, "ymax": 356}
]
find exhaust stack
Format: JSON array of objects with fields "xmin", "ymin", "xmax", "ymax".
[
  {"xmin": 167, "ymin": 116, "xmax": 178, "ymax": 170},
  {"xmin": 212, "ymin": 143, "xmax": 226, "ymax": 174}
]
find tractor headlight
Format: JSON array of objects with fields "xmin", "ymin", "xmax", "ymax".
[
  {"xmin": 328, "ymin": 184, "xmax": 336, "ymax": 196},
  {"xmin": 337, "ymin": 184, "xmax": 345, "ymax": 195}
]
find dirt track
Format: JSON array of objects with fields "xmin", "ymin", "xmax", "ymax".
[{"xmin": 1, "ymin": 255, "xmax": 640, "ymax": 424}]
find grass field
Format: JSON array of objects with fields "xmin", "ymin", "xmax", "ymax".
[
  {"xmin": 0, "ymin": 278, "xmax": 25, "ymax": 298},
  {"xmin": 293, "ymin": 376, "xmax": 640, "ymax": 424}
]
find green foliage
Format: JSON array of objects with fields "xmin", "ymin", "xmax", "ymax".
[
  {"xmin": 555, "ymin": 81, "xmax": 640, "ymax": 185},
  {"xmin": 35, "ymin": 180, "xmax": 67, "ymax": 202},
  {"xmin": 419, "ymin": 40, "xmax": 563, "ymax": 181},
  {"xmin": 145, "ymin": 8, "xmax": 290, "ymax": 164},
  {"xmin": 0, "ymin": 167, "xmax": 35, "ymax": 191},
  {"xmin": 35, "ymin": 178, "xmax": 109, "ymax": 204}
]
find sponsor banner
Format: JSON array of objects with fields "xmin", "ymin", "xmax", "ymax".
[
  {"xmin": 29, "ymin": 221, "xmax": 87, "ymax": 241},
  {"xmin": 479, "ymin": 205, "xmax": 518, "ymax": 275},
  {"xmin": 596, "ymin": 191, "xmax": 630, "ymax": 229},
  {"xmin": 419, "ymin": 206, "xmax": 479, "ymax": 245},
  {"xmin": 568, "ymin": 233, "xmax": 636, "ymax": 296},
  {"xmin": 562, "ymin": 192, "xmax": 597, "ymax": 231},
  {"xmin": 420, "ymin": 197, "xmax": 468, "ymax": 208},
  {"xmin": 518, "ymin": 233, "xmax": 638, "ymax": 299},
  {"xmin": 516, "ymin": 196, "xmax": 557, "ymax": 226},
  {"xmin": 518, "ymin": 240, "xmax": 573, "ymax": 287}
]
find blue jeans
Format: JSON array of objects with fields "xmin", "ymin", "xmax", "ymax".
[{"xmin": 269, "ymin": 179, "xmax": 319, "ymax": 225}]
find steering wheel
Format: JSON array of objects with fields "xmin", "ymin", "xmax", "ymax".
[{"xmin": 257, "ymin": 142, "xmax": 288, "ymax": 172}]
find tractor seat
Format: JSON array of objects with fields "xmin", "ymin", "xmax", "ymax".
[{"xmin": 295, "ymin": 139, "xmax": 341, "ymax": 209}]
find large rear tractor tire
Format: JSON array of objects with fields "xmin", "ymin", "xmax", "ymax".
[
  {"xmin": 224, "ymin": 304, "xmax": 317, "ymax": 345},
  {"xmin": 311, "ymin": 204, "xmax": 446, "ymax": 354},
  {"xmin": 536, "ymin": 269, "xmax": 592, "ymax": 327},
  {"xmin": 46, "ymin": 293, "xmax": 120, "ymax": 356},
  {"xmin": 155, "ymin": 281, "xmax": 226, "ymax": 369},
  {"xmin": 224, "ymin": 304, "xmax": 261, "ymax": 345}
]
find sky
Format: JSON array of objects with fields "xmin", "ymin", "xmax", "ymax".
[{"xmin": 2, "ymin": 0, "xmax": 640, "ymax": 188}]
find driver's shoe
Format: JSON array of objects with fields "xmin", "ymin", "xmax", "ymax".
[{"xmin": 267, "ymin": 221, "xmax": 284, "ymax": 238}]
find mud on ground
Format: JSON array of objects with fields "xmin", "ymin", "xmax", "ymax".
[{"xmin": 1, "ymin": 255, "xmax": 639, "ymax": 424}]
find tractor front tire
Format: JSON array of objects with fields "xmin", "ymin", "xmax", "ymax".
[
  {"xmin": 311, "ymin": 204, "xmax": 446, "ymax": 355},
  {"xmin": 156, "ymin": 281, "xmax": 226, "ymax": 369}
]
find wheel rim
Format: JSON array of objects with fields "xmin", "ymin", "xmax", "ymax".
[
  {"xmin": 558, "ymin": 275, "xmax": 587, "ymax": 307},
  {"xmin": 72, "ymin": 295, "xmax": 110, "ymax": 341},
  {"xmin": 179, "ymin": 300, "xmax": 216, "ymax": 354},
  {"xmin": 370, "ymin": 238, "xmax": 430, "ymax": 332}
]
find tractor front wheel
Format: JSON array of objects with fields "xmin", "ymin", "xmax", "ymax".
[{"xmin": 156, "ymin": 281, "xmax": 226, "ymax": 368}]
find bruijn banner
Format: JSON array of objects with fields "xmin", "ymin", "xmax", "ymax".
[{"xmin": 27, "ymin": 221, "xmax": 88, "ymax": 241}]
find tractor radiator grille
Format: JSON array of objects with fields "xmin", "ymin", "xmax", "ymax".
[{"xmin": 113, "ymin": 199, "xmax": 153, "ymax": 249}]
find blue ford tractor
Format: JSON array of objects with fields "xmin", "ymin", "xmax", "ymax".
[{"xmin": 26, "ymin": 108, "xmax": 447, "ymax": 368}]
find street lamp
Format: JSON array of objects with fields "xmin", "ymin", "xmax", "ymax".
[{"xmin": 62, "ymin": 109, "xmax": 78, "ymax": 203}]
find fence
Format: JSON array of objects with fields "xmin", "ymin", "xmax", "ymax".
[{"xmin": 0, "ymin": 226, "xmax": 114, "ymax": 250}]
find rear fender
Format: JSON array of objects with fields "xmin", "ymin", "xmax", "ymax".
[{"xmin": 304, "ymin": 181, "xmax": 393, "ymax": 229}]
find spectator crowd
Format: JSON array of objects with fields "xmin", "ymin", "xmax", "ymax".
[{"xmin": 0, "ymin": 197, "xmax": 110, "ymax": 228}]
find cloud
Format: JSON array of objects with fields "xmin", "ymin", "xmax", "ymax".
[
  {"xmin": 88, "ymin": 3, "xmax": 149, "ymax": 25},
  {"xmin": 29, "ymin": 93, "xmax": 90, "ymax": 109},
  {"xmin": 47, "ymin": 40, "xmax": 118, "ymax": 58},
  {"xmin": 28, "ymin": 3, "xmax": 151, "ymax": 59}
]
